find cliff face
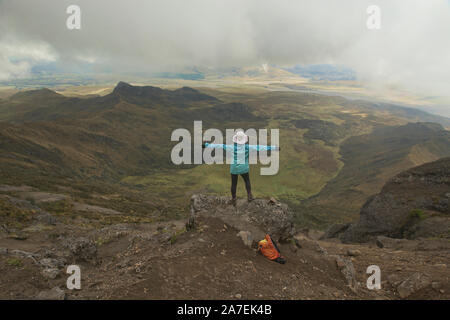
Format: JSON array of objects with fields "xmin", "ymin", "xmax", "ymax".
[{"xmin": 337, "ymin": 157, "xmax": 450, "ymax": 243}]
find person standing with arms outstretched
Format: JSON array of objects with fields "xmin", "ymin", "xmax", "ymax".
[{"xmin": 203, "ymin": 130, "xmax": 280, "ymax": 206}]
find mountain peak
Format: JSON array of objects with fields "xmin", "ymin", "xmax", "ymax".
[
  {"xmin": 174, "ymin": 86, "xmax": 198, "ymax": 93},
  {"xmin": 172, "ymin": 86, "xmax": 219, "ymax": 102},
  {"xmin": 111, "ymin": 82, "xmax": 218, "ymax": 104},
  {"xmin": 10, "ymin": 88, "xmax": 62, "ymax": 101},
  {"xmin": 112, "ymin": 81, "xmax": 163, "ymax": 97},
  {"xmin": 114, "ymin": 81, "xmax": 132, "ymax": 90},
  {"xmin": 112, "ymin": 81, "xmax": 134, "ymax": 94}
]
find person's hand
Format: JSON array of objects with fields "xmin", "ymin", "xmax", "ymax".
[{"xmin": 202, "ymin": 142, "xmax": 207, "ymax": 149}]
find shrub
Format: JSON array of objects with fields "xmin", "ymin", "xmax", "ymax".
[
  {"xmin": 6, "ymin": 258, "xmax": 23, "ymax": 268},
  {"xmin": 409, "ymin": 209, "xmax": 426, "ymax": 220}
]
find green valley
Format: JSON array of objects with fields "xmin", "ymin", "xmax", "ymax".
[{"xmin": 0, "ymin": 82, "xmax": 449, "ymax": 230}]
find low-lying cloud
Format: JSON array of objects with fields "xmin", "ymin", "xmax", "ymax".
[{"xmin": 0, "ymin": 0, "xmax": 449, "ymax": 99}]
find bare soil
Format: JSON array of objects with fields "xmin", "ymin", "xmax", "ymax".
[{"xmin": 0, "ymin": 216, "xmax": 448, "ymax": 300}]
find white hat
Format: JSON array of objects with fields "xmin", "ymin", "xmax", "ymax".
[{"xmin": 232, "ymin": 130, "xmax": 248, "ymax": 144}]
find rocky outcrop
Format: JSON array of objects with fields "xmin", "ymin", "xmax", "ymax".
[
  {"xmin": 334, "ymin": 255, "xmax": 357, "ymax": 290},
  {"xmin": 320, "ymin": 223, "xmax": 351, "ymax": 240},
  {"xmin": 327, "ymin": 158, "xmax": 450, "ymax": 243},
  {"xmin": 189, "ymin": 194, "xmax": 296, "ymax": 243},
  {"xmin": 62, "ymin": 237, "xmax": 97, "ymax": 263},
  {"xmin": 1, "ymin": 195, "xmax": 57, "ymax": 226},
  {"xmin": 36, "ymin": 287, "xmax": 66, "ymax": 300},
  {"xmin": 396, "ymin": 273, "xmax": 432, "ymax": 299},
  {"xmin": 403, "ymin": 217, "xmax": 450, "ymax": 239}
]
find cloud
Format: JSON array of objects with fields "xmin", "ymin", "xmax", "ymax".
[
  {"xmin": 0, "ymin": 37, "xmax": 58, "ymax": 80},
  {"xmin": 0, "ymin": 56, "xmax": 29, "ymax": 80},
  {"xmin": 0, "ymin": 0, "xmax": 449, "ymax": 98}
]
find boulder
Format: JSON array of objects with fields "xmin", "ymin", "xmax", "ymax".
[
  {"xmin": 375, "ymin": 236, "xmax": 410, "ymax": 249},
  {"xmin": 346, "ymin": 249, "xmax": 361, "ymax": 257},
  {"xmin": 333, "ymin": 255, "xmax": 357, "ymax": 290},
  {"xmin": 397, "ymin": 273, "xmax": 432, "ymax": 299},
  {"xmin": 62, "ymin": 237, "xmax": 97, "ymax": 263},
  {"xmin": 236, "ymin": 231, "xmax": 253, "ymax": 248},
  {"xmin": 39, "ymin": 258, "xmax": 65, "ymax": 269},
  {"xmin": 36, "ymin": 287, "xmax": 66, "ymax": 300},
  {"xmin": 189, "ymin": 194, "xmax": 296, "ymax": 242},
  {"xmin": 41, "ymin": 268, "xmax": 60, "ymax": 279}
]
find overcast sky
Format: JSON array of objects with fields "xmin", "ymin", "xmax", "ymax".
[{"xmin": 1, "ymin": 0, "xmax": 450, "ymax": 100}]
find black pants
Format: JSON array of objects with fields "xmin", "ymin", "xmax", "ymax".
[{"xmin": 231, "ymin": 173, "xmax": 251, "ymax": 198}]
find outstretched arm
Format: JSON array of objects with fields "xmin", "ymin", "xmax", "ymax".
[
  {"xmin": 203, "ymin": 142, "xmax": 230, "ymax": 150},
  {"xmin": 248, "ymin": 145, "xmax": 280, "ymax": 151}
]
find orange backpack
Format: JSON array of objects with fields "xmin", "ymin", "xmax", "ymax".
[{"xmin": 258, "ymin": 234, "xmax": 283, "ymax": 261}]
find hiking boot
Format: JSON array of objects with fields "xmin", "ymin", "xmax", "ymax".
[
  {"xmin": 230, "ymin": 197, "xmax": 237, "ymax": 206},
  {"xmin": 247, "ymin": 193, "xmax": 254, "ymax": 202}
]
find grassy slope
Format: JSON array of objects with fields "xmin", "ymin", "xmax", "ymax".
[
  {"xmin": 0, "ymin": 83, "xmax": 449, "ymax": 230},
  {"xmin": 297, "ymin": 123, "xmax": 450, "ymax": 228}
]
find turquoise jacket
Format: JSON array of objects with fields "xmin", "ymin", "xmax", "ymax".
[{"xmin": 205, "ymin": 143, "xmax": 278, "ymax": 175}]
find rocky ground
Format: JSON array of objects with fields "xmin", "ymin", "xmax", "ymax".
[{"xmin": 0, "ymin": 192, "xmax": 448, "ymax": 300}]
